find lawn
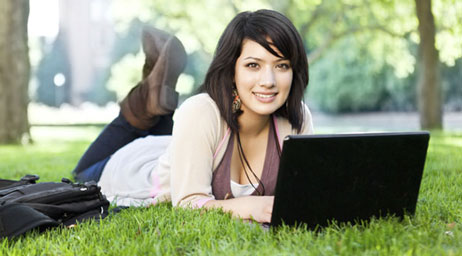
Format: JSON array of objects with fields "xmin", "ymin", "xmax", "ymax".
[{"xmin": 0, "ymin": 127, "xmax": 461, "ymax": 255}]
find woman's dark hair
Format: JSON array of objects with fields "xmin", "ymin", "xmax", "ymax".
[{"xmin": 200, "ymin": 9, "xmax": 309, "ymax": 133}]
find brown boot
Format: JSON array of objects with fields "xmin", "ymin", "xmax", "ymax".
[
  {"xmin": 120, "ymin": 27, "xmax": 187, "ymax": 130},
  {"xmin": 141, "ymin": 26, "xmax": 170, "ymax": 79},
  {"xmin": 145, "ymin": 35, "xmax": 187, "ymax": 115}
]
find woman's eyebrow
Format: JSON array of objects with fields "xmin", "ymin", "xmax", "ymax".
[
  {"xmin": 243, "ymin": 56, "xmax": 289, "ymax": 61},
  {"xmin": 243, "ymin": 56, "xmax": 262, "ymax": 61}
]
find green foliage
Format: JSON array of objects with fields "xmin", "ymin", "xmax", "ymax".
[
  {"xmin": 307, "ymin": 36, "xmax": 418, "ymax": 113},
  {"xmin": 107, "ymin": 51, "xmax": 145, "ymax": 101},
  {"xmin": 433, "ymin": 0, "xmax": 462, "ymax": 66},
  {"xmin": 112, "ymin": 0, "xmax": 239, "ymax": 55},
  {"xmin": 104, "ymin": 0, "xmax": 462, "ymax": 112},
  {"xmin": 308, "ymin": 38, "xmax": 383, "ymax": 113},
  {"xmin": 28, "ymin": 0, "xmax": 462, "ymax": 111},
  {"xmin": 0, "ymin": 127, "xmax": 461, "ymax": 255}
]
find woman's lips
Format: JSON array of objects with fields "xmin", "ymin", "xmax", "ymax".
[{"xmin": 253, "ymin": 92, "xmax": 277, "ymax": 103}]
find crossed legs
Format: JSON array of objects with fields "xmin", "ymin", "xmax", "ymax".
[{"xmin": 72, "ymin": 27, "xmax": 187, "ymax": 182}]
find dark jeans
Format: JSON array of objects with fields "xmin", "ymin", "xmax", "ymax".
[{"xmin": 72, "ymin": 112, "xmax": 173, "ymax": 182}]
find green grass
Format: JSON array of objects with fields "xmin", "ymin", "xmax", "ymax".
[{"xmin": 0, "ymin": 127, "xmax": 461, "ymax": 255}]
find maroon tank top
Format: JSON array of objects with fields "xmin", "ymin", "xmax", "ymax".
[{"xmin": 211, "ymin": 120, "xmax": 280, "ymax": 200}]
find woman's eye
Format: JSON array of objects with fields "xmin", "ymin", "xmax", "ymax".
[
  {"xmin": 277, "ymin": 63, "xmax": 290, "ymax": 69},
  {"xmin": 246, "ymin": 63, "xmax": 259, "ymax": 68}
]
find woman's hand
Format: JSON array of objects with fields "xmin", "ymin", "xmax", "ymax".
[{"xmin": 204, "ymin": 196, "xmax": 274, "ymax": 223}]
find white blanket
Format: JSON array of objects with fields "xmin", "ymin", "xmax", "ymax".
[{"xmin": 97, "ymin": 135, "xmax": 172, "ymax": 207}]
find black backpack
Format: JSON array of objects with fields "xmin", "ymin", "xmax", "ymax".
[{"xmin": 0, "ymin": 174, "xmax": 110, "ymax": 239}]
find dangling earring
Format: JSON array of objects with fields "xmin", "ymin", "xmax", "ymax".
[{"xmin": 232, "ymin": 88, "xmax": 241, "ymax": 113}]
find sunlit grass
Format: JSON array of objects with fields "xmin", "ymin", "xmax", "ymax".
[
  {"xmin": 0, "ymin": 126, "xmax": 101, "ymax": 180},
  {"xmin": 0, "ymin": 128, "xmax": 461, "ymax": 255}
]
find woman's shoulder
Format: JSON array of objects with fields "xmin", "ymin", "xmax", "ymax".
[
  {"xmin": 179, "ymin": 93, "xmax": 216, "ymax": 106},
  {"xmin": 173, "ymin": 93, "xmax": 226, "ymax": 131},
  {"xmin": 301, "ymin": 102, "xmax": 314, "ymax": 134},
  {"xmin": 176, "ymin": 93, "xmax": 219, "ymax": 115}
]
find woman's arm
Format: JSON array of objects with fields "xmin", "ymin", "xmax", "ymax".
[
  {"xmin": 169, "ymin": 94, "xmax": 222, "ymax": 207},
  {"xmin": 204, "ymin": 196, "xmax": 274, "ymax": 223}
]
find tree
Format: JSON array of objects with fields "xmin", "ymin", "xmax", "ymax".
[
  {"xmin": 285, "ymin": 0, "xmax": 454, "ymax": 129},
  {"xmin": 0, "ymin": 0, "xmax": 30, "ymax": 143},
  {"xmin": 415, "ymin": 0, "xmax": 442, "ymax": 129},
  {"xmin": 111, "ymin": 0, "xmax": 459, "ymax": 127}
]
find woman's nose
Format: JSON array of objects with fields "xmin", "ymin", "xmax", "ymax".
[{"xmin": 258, "ymin": 67, "xmax": 276, "ymax": 88}]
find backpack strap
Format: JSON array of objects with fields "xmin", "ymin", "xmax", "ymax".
[{"xmin": 0, "ymin": 175, "xmax": 39, "ymax": 190}]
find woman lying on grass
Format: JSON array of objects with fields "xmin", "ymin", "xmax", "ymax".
[{"xmin": 72, "ymin": 9, "xmax": 313, "ymax": 223}]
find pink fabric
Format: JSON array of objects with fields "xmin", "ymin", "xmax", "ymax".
[
  {"xmin": 193, "ymin": 197, "xmax": 214, "ymax": 208},
  {"xmin": 150, "ymin": 172, "xmax": 162, "ymax": 198},
  {"xmin": 273, "ymin": 115, "xmax": 282, "ymax": 150},
  {"xmin": 213, "ymin": 128, "xmax": 231, "ymax": 159}
]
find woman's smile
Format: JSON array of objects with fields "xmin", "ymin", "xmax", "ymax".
[{"xmin": 253, "ymin": 92, "xmax": 278, "ymax": 102}]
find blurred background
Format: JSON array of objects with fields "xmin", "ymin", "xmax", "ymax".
[{"xmin": 0, "ymin": 0, "xmax": 461, "ymax": 143}]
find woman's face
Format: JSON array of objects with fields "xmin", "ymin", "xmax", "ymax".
[{"xmin": 234, "ymin": 39, "xmax": 293, "ymax": 119}]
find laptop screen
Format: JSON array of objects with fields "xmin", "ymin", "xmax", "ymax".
[{"xmin": 271, "ymin": 132, "xmax": 430, "ymax": 228}]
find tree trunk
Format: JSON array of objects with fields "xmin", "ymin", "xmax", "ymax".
[
  {"xmin": 0, "ymin": 0, "xmax": 30, "ymax": 143},
  {"xmin": 415, "ymin": 0, "xmax": 442, "ymax": 129}
]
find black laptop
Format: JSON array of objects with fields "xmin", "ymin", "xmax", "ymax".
[{"xmin": 270, "ymin": 131, "xmax": 430, "ymax": 228}]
